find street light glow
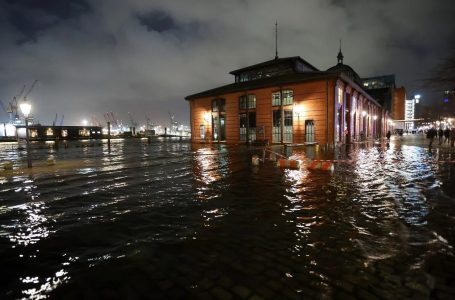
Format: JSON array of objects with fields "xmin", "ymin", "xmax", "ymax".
[
  {"xmin": 20, "ymin": 101, "xmax": 33, "ymax": 168},
  {"xmin": 203, "ymin": 112, "xmax": 211, "ymax": 123},
  {"xmin": 294, "ymin": 104, "xmax": 304, "ymax": 116},
  {"xmin": 20, "ymin": 102, "xmax": 32, "ymax": 117}
]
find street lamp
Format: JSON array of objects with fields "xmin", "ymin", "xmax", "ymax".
[
  {"xmin": 20, "ymin": 101, "xmax": 32, "ymax": 168},
  {"xmin": 373, "ymin": 115, "xmax": 377, "ymax": 138}
]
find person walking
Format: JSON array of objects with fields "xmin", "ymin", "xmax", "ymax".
[
  {"xmin": 451, "ymin": 127, "xmax": 455, "ymax": 147},
  {"xmin": 438, "ymin": 128, "xmax": 444, "ymax": 145},
  {"xmin": 427, "ymin": 127, "xmax": 437, "ymax": 148},
  {"xmin": 444, "ymin": 128, "xmax": 450, "ymax": 144},
  {"xmin": 386, "ymin": 130, "xmax": 391, "ymax": 142}
]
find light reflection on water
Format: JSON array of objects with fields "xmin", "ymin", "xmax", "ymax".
[{"xmin": 0, "ymin": 138, "xmax": 454, "ymax": 299}]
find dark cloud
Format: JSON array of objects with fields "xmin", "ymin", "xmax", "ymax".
[
  {"xmin": 138, "ymin": 10, "xmax": 178, "ymax": 33},
  {"xmin": 0, "ymin": 0, "xmax": 454, "ymax": 126},
  {"xmin": 4, "ymin": 0, "xmax": 90, "ymax": 43}
]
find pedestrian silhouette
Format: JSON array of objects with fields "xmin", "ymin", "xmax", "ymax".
[{"xmin": 427, "ymin": 128, "xmax": 437, "ymax": 148}]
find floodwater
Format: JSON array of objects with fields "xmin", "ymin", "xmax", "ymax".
[{"xmin": 0, "ymin": 136, "xmax": 454, "ymax": 299}]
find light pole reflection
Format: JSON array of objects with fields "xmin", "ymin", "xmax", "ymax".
[{"xmin": 20, "ymin": 101, "xmax": 32, "ymax": 168}]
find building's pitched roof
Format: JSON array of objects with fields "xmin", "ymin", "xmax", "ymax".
[
  {"xmin": 326, "ymin": 63, "xmax": 362, "ymax": 86},
  {"xmin": 229, "ymin": 56, "xmax": 319, "ymax": 75},
  {"xmin": 185, "ymin": 72, "xmax": 333, "ymax": 100}
]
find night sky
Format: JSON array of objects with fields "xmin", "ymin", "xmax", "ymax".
[{"xmin": 1, "ymin": 0, "xmax": 454, "ymax": 126}]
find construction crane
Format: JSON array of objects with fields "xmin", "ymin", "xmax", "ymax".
[
  {"xmin": 128, "ymin": 112, "xmax": 138, "ymax": 128},
  {"xmin": 6, "ymin": 81, "xmax": 37, "ymax": 124},
  {"xmin": 109, "ymin": 112, "xmax": 118, "ymax": 128},
  {"xmin": 145, "ymin": 114, "xmax": 153, "ymax": 130},
  {"xmin": 5, "ymin": 85, "xmax": 25, "ymax": 123},
  {"xmin": 23, "ymin": 80, "xmax": 38, "ymax": 101},
  {"xmin": 0, "ymin": 100, "xmax": 8, "ymax": 116},
  {"xmin": 52, "ymin": 113, "xmax": 58, "ymax": 126},
  {"xmin": 90, "ymin": 116, "xmax": 100, "ymax": 127},
  {"xmin": 59, "ymin": 115, "xmax": 64, "ymax": 126}
]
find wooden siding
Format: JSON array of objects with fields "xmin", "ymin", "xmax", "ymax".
[{"xmin": 188, "ymin": 77, "xmax": 383, "ymax": 145}]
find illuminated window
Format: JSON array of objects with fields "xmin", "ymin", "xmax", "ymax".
[
  {"xmin": 79, "ymin": 129, "xmax": 90, "ymax": 137},
  {"xmin": 282, "ymin": 90, "xmax": 293, "ymax": 105},
  {"xmin": 272, "ymin": 92, "xmax": 281, "ymax": 106},
  {"xmin": 272, "ymin": 89, "xmax": 294, "ymax": 106},
  {"xmin": 212, "ymin": 99, "xmax": 225, "ymax": 112},
  {"xmin": 61, "ymin": 130, "xmax": 68, "ymax": 137},
  {"xmin": 46, "ymin": 128, "xmax": 53, "ymax": 136},
  {"xmin": 248, "ymin": 94, "xmax": 256, "ymax": 109},
  {"xmin": 239, "ymin": 94, "xmax": 256, "ymax": 110},
  {"xmin": 199, "ymin": 125, "xmax": 205, "ymax": 139},
  {"xmin": 30, "ymin": 130, "xmax": 38, "ymax": 138},
  {"xmin": 338, "ymin": 87, "xmax": 343, "ymax": 104}
]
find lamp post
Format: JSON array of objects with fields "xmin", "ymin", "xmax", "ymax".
[
  {"xmin": 293, "ymin": 104, "xmax": 303, "ymax": 142},
  {"xmin": 373, "ymin": 115, "xmax": 378, "ymax": 138},
  {"xmin": 20, "ymin": 101, "xmax": 32, "ymax": 168}
]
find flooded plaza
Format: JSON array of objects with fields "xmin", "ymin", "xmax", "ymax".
[{"xmin": 0, "ymin": 135, "xmax": 454, "ymax": 299}]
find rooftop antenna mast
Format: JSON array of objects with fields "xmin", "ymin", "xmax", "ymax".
[
  {"xmin": 275, "ymin": 20, "xmax": 278, "ymax": 60},
  {"xmin": 337, "ymin": 39, "xmax": 344, "ymax": 64}
]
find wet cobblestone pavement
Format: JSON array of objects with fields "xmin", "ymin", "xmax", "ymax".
[{"xmin": 0, "ymin": 134, "xmax": 454, "ymax": 299}]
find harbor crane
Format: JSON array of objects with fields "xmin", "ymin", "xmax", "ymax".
[
  {"xmin": 128, "ymin": 112, "xmax": 138, "ymax": 128},
  {"xmin": 52, "ymin": 113, "xmax": 58, "ymax": 126},
  {"xmin": 59, "ymin": 115, "xmax": 64, "ymax": 126},
  {"xmin": 6, "ymin": 80, "xmax": 38, "ymax": 124},
  {"xmin": 168, "ymin": 111, "xmax": 175, "ymax": 133},
  {"xmin": 6, "ymin": 85, "xmax": 25, "ymax": 123},
  {"xmin": 23, "ymin": 80, "xmax": 38, "ymax": 101},
  {"xmin": 90, "ymin": 116, "xmax": 100, "ymax": 127}
]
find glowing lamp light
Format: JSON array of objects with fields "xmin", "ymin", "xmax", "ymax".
[
  {"xmin": 20, "ymin": 102, "xmax": 32, "ymax": 117},
  {"xmin": 362, "ymin": 111, "xmax": 367, "ymax": 117},
  {"xmin": 294, "ymin": 104, "xmax": 304, "ymax": 116},
  {"xmin": 203, "ymin": 112, "xmax": 211, "ymax": 123},
  {"xmin": 373, "ymin": 115, "xmax": 378, "ymax": 120},
  {"xmin": 82, "ymin": 119, "xmax": 88, "ymax": 126}
]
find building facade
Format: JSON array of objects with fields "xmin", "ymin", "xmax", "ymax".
[
  {"xmin": 392, "ymin": 87, "xmax": 406, "ymax": 121},
  {"xmin": 186, "ymin": 54, "xmax": 388, "ymax": 145}
]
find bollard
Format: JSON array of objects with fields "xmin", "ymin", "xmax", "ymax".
[
  {"xmin": 307, "ymin": 160, "xmax": 334, "ymax": 172},
  {"xmin": 276, "ymin": 158, "xmax": 301, "ymax": 169}
]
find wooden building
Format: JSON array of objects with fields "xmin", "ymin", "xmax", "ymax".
[{"xmin": 185, "ymin": 51, "xmax": 389, "ymax": 145}]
